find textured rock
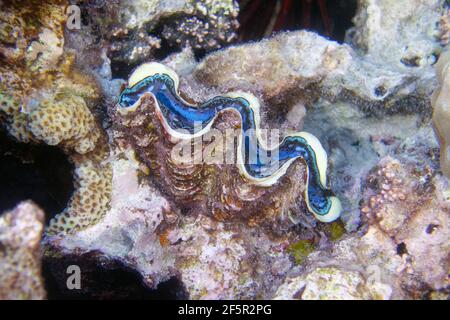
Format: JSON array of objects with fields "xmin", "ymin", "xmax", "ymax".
[
  {"xmin": 276, "ymin": 150, "xmax": 449, "ymax": 300},
  {"xmin": 361, "ymin": 155, "xmax": 449, "ymax": 294},
  {"xmin": 194, "ymin": 29, "xmax": 438, "ymax": 114},
  {"xmin": 274, "ymin": 267, "xmax": 384, "ymax": 300},
  {"xmin": 347, "ymin": 0, "xmax": 446, "ymax": 69},
  {"xmin": 69, "ymin": 0, "xmax": 239, "ymax": 69},
  {"xmin": 0, "ymin": 201, "xmax": 46, "ymax": 300}
]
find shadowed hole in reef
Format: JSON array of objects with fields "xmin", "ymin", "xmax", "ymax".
[
  {"xmin": 0, "ymin": 129, "xmax": 74, "ymax": 223},
  {"xmin": 396, "ymin": 242, "xmax": 408, "ymax": 256},
  {"xmin": 238, "ymin": 0, "xmax": 357, "ymax": 43},
  {"xmin": 43, "ymin": 252, "xmax": 189, "ymax": 299}
]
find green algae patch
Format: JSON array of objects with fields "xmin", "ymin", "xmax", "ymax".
[
  {"xmin": 287, "ymin": 240, "xmax": 315, "ymax": 265},
  {"xmin": 326, "ymin": 221, "xmax": 346, "ymax": 241}
]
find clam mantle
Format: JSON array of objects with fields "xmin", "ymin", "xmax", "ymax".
[{"xmin": 115, "ymin": 62, "xmax": 341, "ymax": 228}]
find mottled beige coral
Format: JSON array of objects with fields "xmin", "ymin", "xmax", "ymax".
[
  {"xmin": 47, "ymin": 146, "xmax": 112, "ymax": 235},
  {"xmin": 28, "ymin": 94, "xmax": 101, "ymax": 154},
  {"xmin": 0, "ymin": 99, "xmax": 35, "ymax": 143},
  {"xmin": 432, "ymin": 48, "xmax": 450, "ymax": 177},
  {"xmin": 0, "ymin": 0, "xmax": 66, "ymax": 64},
  {"xmin": 0, "ymin": 201, "xmax": 46, "ymax": 300},
  {"xmin": 195, "ymin": 31, "xmax": 350, "ymax": 100},
  {"xmin": 0, "ymin": 1, "xmax": 112, "ymax": 235},
  {"xmin": 0, "ymin": 68, "xmax": 36, "ymax": 143}
]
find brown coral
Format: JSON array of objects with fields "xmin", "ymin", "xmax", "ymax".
[
  {"xmin": 28, "ymin": 94, "xmax": 101, "ymax": 154},
  {"xmin": 0, "ymin": 1, "xmax": 112, "ymax": 235}
]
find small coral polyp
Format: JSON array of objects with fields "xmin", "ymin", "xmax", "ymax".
[{"xmin": 116, "ymin": 62, "xmax": 341, "ymax": 227}]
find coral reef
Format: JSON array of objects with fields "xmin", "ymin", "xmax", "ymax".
[
  {"xmin": 0, "ymin": 0, "xmax": 447, "ymax": 301},
  {"xmin": 0, "ymin": 201, "xmax": 46, "ymax": 300},
  {"xmin": 274, "ymin": 267, "xmax": 381, "ymax": 300},
  {"xmin": 0, "ymin": 1, "xmax": 112, "ymax": 235},
  {"xmin": 277, "ymin": 151, "xmax": 449, "ymax": 300},
  {"xmin": 432, "ymin": 48, "xmax": 450, "ymax": 177},
  {"xmin": 362, "ymin": 156, "xmax": 449, "ymax": 292},
  {"xmin": 194, "ymin": 29, "xmax": 437, "ymax": 114},
  {"xmin": 69, "ymin": 0, "xmax": 239, "ymax": 74},
  {"xmin": 347, "ymin": 0, "xmax": 445, "ymax": 69}
]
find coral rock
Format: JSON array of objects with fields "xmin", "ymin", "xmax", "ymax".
[
  {"xmin": 0, "ymin": 1, "xmax": 112, "ymax": 235},
  {"xmin": 73, "ymin": 0, "xmax": 239, "ymax": 69},
  {"xmin": 347, "ymin": 0, "xmax": 445, "ymax": 70},
  {"xmin": 274, "ymin": 267, "xmax": 384, "ymax": 300},
  {"xmin": 0, "ymin": 201, "xmax": 46, "ymax": 300}
]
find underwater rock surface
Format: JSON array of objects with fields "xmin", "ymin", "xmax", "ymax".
[
  {"xmin": 0, "ymin": 201, "xmax": 46, "ymax": 300},
  {"xmin": 67, "ymin": 0, "xmax": 239, "ymax": 76},
  {"xmin": 0, "ymin": 0, "xmax": 449, "ymax": 299}
]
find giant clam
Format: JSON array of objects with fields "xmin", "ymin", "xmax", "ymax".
[{"xmin": 114, "ymin": 62, "xmax": 341, "ymax": 231}]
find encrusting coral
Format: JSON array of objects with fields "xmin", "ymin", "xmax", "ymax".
[
  {"xmin": 0, "ymin": 1, "xmax": 112, "ymax": 235},
  {"xmin": 46, "ymin": 140, "xmax": 112, "ymax": 235},
  {"xmin": 276, "ymin": 151, "xmax": 449, "ymax": 300},
  {"xmin": 0, "ymin": 201, "xmax": 46, "ymax": 300},
  {"xmin": 73, "ymin": 0, "xmax": 239, "ymax": 70},
  {"xmin": 432, "ymin": 48, "xmax": 450, "ymax": 178}
]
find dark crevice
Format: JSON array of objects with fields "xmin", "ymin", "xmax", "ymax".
[
  {"xmin": 43, "ymin": 251, "xmax": 189, "ymax": 299},
  {"xmin": 147, "ymin": 18, "xmax": 184, "ymax": 60},
  {"xmin": 111, "ymin": 60, "xmax": 140, "ymax": 80},
  {"xmin": 0, "ymin": 129, "xmax": 74, "ymax": 223},
  {"xmin": 396, "ymin": 242, "xmax": 408, "ymax": 256}
]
